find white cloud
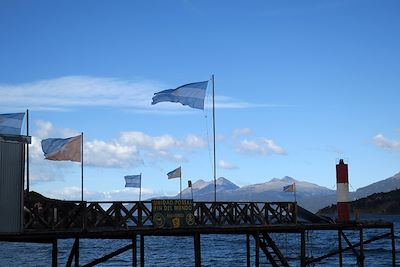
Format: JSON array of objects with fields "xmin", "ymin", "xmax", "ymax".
[
  {"xmin": 264, "ymin": 139, "xmax": 286, "ymax": 155},
  {"xmin": 0, "ymin": 76, "xmax": 266, "ymax": 112},
  {"xmin": 236, "ymin": 138, "xmax": 286, "ymax": 156},
  {"xmin": 85, "ymin": 139, "xmax": 142, "ymax": 168},
  {"xmin": 218, "ymin": 160, "xmax": 238, "ymax": 170},
  {"xmin": 373, "ymin": 134, "xmax": 400, "ymax": 150},
  {"xmin": 185, "ymin": 134, "xmax": 207, "ymax": 148},
  {"xmin": 119, "ymin": 131, "xmax": 206, "ymax": 151},
  {"xmin": 28, "ymin": 120, "xmax": 208, "ymax": 183},
  {"xmin": 34, "ymin": 120, "xmax": 80, "ymax": 139},
  {"xmin": 0, "ymin": 76, "xmax": 159, "ymax": 111},
  {"xmin": 233, "ymin": 128, "xmax": 253, "ymax": 138}
]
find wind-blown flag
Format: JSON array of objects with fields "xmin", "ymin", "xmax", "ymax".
[
  {"xmin": 283, "ymin": 183, "xmax": 295, "ymax": 193},
  {"xmin": 0, "ymin": 113, "xmax": 25, "ymax": 135},
  {"xmin": 167, "ymin": 166, "xmax": 181, "ymax": 179},
  {"xmin": 151, "ymin": 81, "xmax": 208, "ymax": 110},
  {"xmin": 125, "ymin": 174, "xmax": 141, "ymax": 188},
  {"xmin": 41, "ymin": 135, "xmax": 81, "ymax": 162}
]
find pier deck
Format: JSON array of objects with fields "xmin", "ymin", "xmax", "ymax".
[{"xmin": 0, "ymin": 200, "xmax": 396, "ymax": 267}]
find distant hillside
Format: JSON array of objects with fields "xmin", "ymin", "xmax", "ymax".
[
  {"xmin": 318, "ymin": 188, "xmax": 400, "ymax": 215},
  {"xmin": 353, "ymin": 172, "xmax": 400, "ymax": 199}
]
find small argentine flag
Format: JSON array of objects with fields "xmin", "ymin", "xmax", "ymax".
[
  {"xmin": 125, "ymin": 175, "xmax": 141, "ymax": 188},
  {"xmin": 167, "ymin": 166, "xmax": 181, "ymax": 179},
  {"xmin": 283, "ymin": 183, "xmax": 295, "ymax": 193}
]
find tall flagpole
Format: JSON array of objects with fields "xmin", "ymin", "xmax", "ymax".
[
  {"xmin": 26, "ymin": 109, "xmax": 29, "ymax": 193},
  {"xmin": 81, "ymin": 132, "xmax": 84, "ymax": 202},
  {"xmin": 139, "ymin": 173, "xmax": 142, "ymax": 202},
  {"xmin": 212, "ymin": 74, "xmax": 217, "ymax": 202}
]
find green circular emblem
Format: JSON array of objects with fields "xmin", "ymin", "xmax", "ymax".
[
  {"xmin": 153, "ymin": 213, "xmax": 165, "ymax": 228},
  {"xmin": 186, "ymin": 213, "xmax": 195, "ymax": 226}
]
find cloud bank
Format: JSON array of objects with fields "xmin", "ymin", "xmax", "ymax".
[{"xmin": 0, "ymin": 76, "xmax": 264, "ymax": 112}]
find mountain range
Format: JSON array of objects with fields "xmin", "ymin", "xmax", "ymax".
[{"xmin": 173, "ymin": 171, "xmax": 400, "ymax": 212}]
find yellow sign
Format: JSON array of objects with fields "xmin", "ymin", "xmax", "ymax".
[{"xmin": 152, "ymin": 199, "xmax": 194, "ymax": 228}]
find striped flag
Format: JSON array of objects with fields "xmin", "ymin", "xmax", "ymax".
[
  {"xmin": 0, "ymin": 113, "xmax": 25, "ymax": 135},
  {"xmin": 283, "ymin": 183, "xmax": 295, "ymax": 192},
  {"xmin": 125, "ymin": 174, "xmax": 141, "ymax": 188},
  {"xmin": 41, "ymin": 135, "xmax": 81, "ymax": 162},
  {"xmin": 167, "ymin": 166, "xmax": 181, "ymax": 179},
  {"xmin": 152, "ymin": 81, "xmax": 208, "ymax": 110}
]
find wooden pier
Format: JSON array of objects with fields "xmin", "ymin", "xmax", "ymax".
[{"xmin": 0, "ymin": 199, "xmax": 396, "ymax": 266}]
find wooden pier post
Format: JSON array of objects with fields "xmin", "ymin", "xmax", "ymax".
[
  {"xmin": 52, "ymin": 239, "xmax": 58, "ymax": 267},
  {"xmin": 246, "ymin": 234, "xmax": 251, "ymax": 267},
  {"xmin": 255, "ymin": 232, "xmax": 260, "ymax": 267},
  {"xmin": 359, "ymin": 227, "xmax": 364, "ymax": 267},
  {"xmin": 140, "ymin": 235, "xmax": 144, "ymax": 267},
  {"xmin": 338, "ymin": 230, "xmax": 343, "ymax": 267},
  {"xmin": 300, "ymin": 230, "xmax": 306, "ymax": 267},
  {"xmin": 194, "ymin": 233, "xmax": 201, "ymax": 267},
  {"xmin": 391, "ymin": 225, "xmax": 396, "ymax": 267},
  {"xmin": 132, "ymin": 234, "xmax": 137, "ymax": 267},
  {"xmin": 75, "ymin": 238, "xmax": 80, "ymax": 266}
]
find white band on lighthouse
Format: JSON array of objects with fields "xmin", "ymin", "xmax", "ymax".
[{"xmin": 336, "ymin": 183, "xmax": 349, "ymax": 202}]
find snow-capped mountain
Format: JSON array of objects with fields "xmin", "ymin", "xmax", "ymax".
[{"xmin": 176, "ymin": 176, "xmax": 335, "ymax": 211}]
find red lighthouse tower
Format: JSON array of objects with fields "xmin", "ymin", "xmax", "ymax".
[{"xmin": 336, "ymin": 159, "xmax": 350, "ymax": 221}]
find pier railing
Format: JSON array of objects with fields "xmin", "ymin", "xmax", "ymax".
[{"xmin": 23, "ymin": 201, "xmax": 297, "ymax": 231}]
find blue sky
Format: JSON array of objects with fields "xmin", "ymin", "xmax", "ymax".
[{"xmin": 1, "ymin": 0, "xmax": 399, "ymax": 201}]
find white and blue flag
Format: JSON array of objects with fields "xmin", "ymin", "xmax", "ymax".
[
  {"xmin": 0, "ymin": 112, "xmax": 25, "ymax": 135},
  {"xmin": 125, "ymin": 174, "xmax": 141, "ymax": 188},
  {"xmin": 151, "ymin": 81, "xmax": 208, "ymax": 110}
]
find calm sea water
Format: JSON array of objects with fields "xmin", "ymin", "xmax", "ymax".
[{"xmin": 0, "ymin": 215, "xmax": 398, "ymax": 266}]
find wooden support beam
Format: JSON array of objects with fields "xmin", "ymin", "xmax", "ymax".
[
  {"xmin": 81, "ymin": 244, "xmax": 132, "ymax": 267},
  {"xmin": 52, "ymin": 239, "xmax": 57, "ymax": 267},
  {"xmin": 132, "ymin": 234, "xmax": 137, "ymax": 267},
  {"xmin": 341, "ymin": 231, "xmax": 360, "ymax": 259},
  {"xmin": 140, "ymin": 235, "xmax": 144, "ymax": 267},
  {"xmin": 255, "ymin": 231, "xmax": 260, "ymax": 267},
  {"xmin": 246, "ymin": 234, "xmax": 250, "ymax": 267},
  {"xmin": 308, "ymin": 232, "xmax": 391, "ymax": 264},
  {"xmin": 194, "ymin": 233, "xmax": 201, "ymax": 267},
  {"xmin": 75, "ymin": 238, "xmax": 79, "ymax": 267},
  {"xmin": 391, "ymin": 225, "xmax": 396, "ymax": 267},
  {"xmin": 338, "ymin": 230, "xmax": 343, "ymax": 267},
  {"xmin": 66, "ymin": 238, "xmax": 79, "ymax": 267},
  {"xmin": 359, "ymin": 227, "xmax": 364, "ymax": 267},
  {"xmin": 300, "ymin": 230, "xmax": 306, "ymax": 267}
]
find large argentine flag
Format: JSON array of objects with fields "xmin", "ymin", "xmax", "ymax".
[
  {"xmin": 151, "ymin": 81, "xmax": 208, "ymax": 110},
  {"xmin": 125, "ymin": 174, "xmax": 141, "ymax": 188},
  {"xmin": 41, "ymin": 135, "xmax": 81, "ymax": 162},
  {"xmin": 0, "ymin": 113, "xmax": 25, "ymax": 135}
]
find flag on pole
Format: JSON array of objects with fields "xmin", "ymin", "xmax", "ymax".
[
  {"xmin": 41, "ymin": 135, "xmax": 82, "ymax": 162},
  {"xmin": 0, "ymin": 112, "xmax": 25, "ymax": 135},
  {"xmin": 151, "ymin": 81, "xmax": 209, "ymax": 110},
  {"xmin": 125, "ymin": 174, "xmax": 141, "ymax": 188},
  {"xmin": 167, "ymin": 166, "xmax": 181, "ymax": 179},
  {"xmin": 283, "ymin": 183, "xmax": 295, "ymax": 193}
]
